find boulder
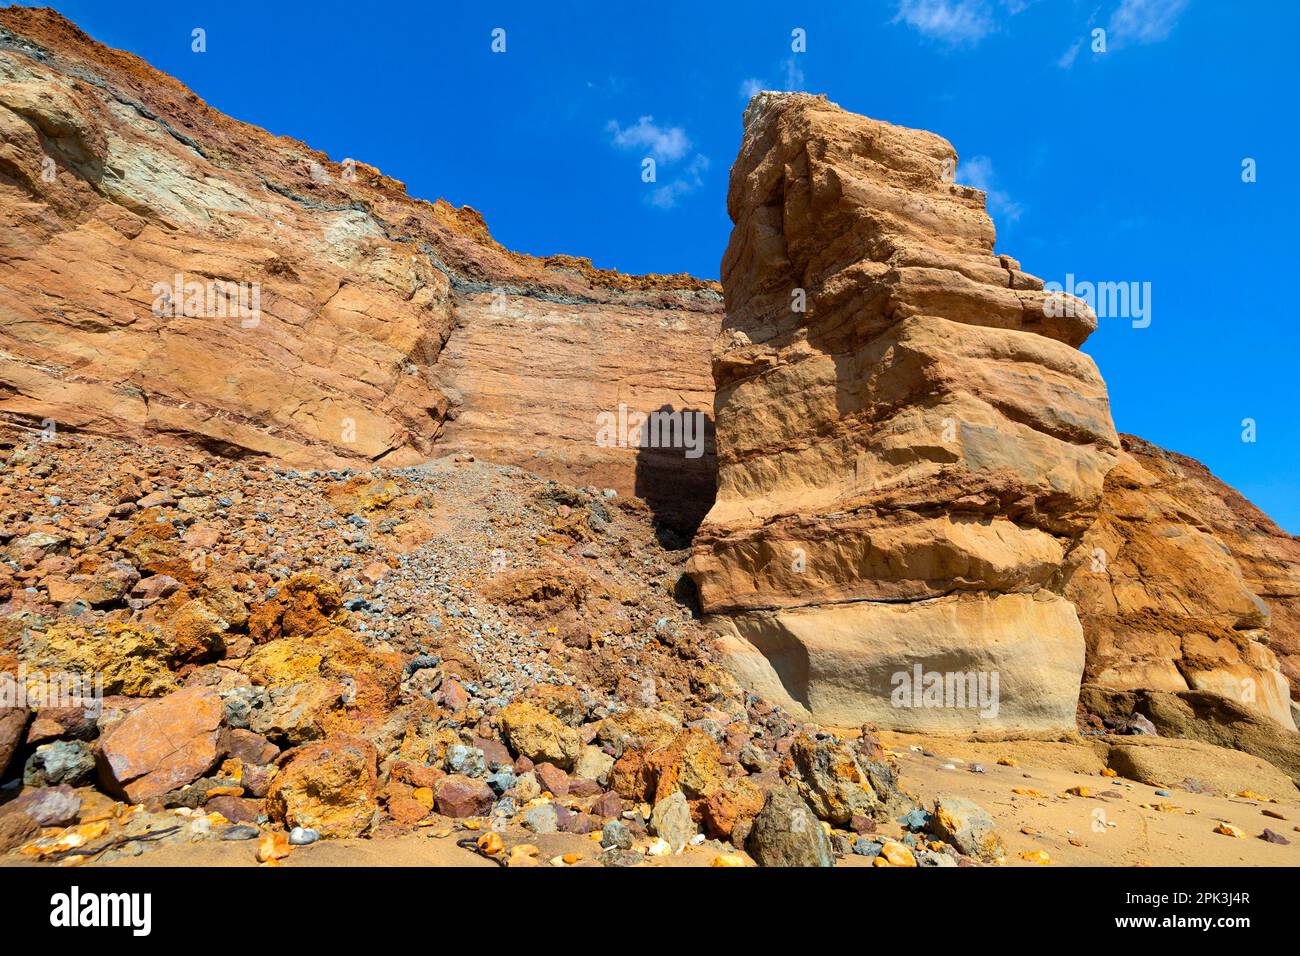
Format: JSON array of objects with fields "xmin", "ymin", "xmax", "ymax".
[
  {"xmin": 97, "ymin": 685, "xmax": 224, "ymax": 802},
  {"xmin": 498, "ymin": 700, "xmax": 580, "ymax": 769},
  {"xmin": 647, "ymin": 729, "xmax": 724, "ymax": 801},
  {"xmin": 746, "ymin": 787, "xmax": 833, "ymax": 868},
  {"xmin": 929, "ymin": 795, "xmax": 1004, "ymax": 861},
  {"xmin": 267, "ymin": 736, "xmax": 378, "ymax": 838},
  {"xmin": 649, "ymin": 789, "xmax": 695, "ymax": 853},
  {"xmin": 786, "ymin": 733, "xmax": 881, "ymax": 825},
  {"xmin": 702, "ymin": 776, "xmax": 766, "ymax": 842},
  {"xmin": 24, "ymin": 621, "xmax": 175, "ymax": 697},
  {"xmin": 433, "ymin": 774, "xmax": 494, "ymax": 818}
]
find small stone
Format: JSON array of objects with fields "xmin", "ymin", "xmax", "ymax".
[
  {"xmin": 1213, "ymin": 823, "xmax": 1245, "ymax": 838},
  {"xmin": 601, "ymin": 820, "xmax": 633, "ymax": 850},
  {"xmin": 1260, "ymin": 829, "xmax": 1290, "ymax": 845},
  {"xmin": 879, "ymin": 841, "xmax": 916, "ymax": 867},
  {"xmin": 476, "ymin": 831, "xmax": 504, "ymax": 855},
  {"xmin": 288, "ymin": 826, "xmax": 320, "ymax": 845},
  {"xmin": 523, "ymin": 803, "xmax": 560, "ymax": 835},
  {"xmin": 257, "ymin": 832, "xmax": 292, "ymax": 862},
  {"xmin": 649, "ymin": 790, "xmax": 695, "ymax": 853},
  {"xmin": 222, "ymin": 824, "xmax": 260, "ymax": 841},
  {"xmin": 23, "ymin": 740, "xmax": 95, "ymax": 787}
]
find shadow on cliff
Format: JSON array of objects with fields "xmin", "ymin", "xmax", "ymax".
[{"xmin": 633, "ymin": 403, "xmax": 716, "ymax": 548}]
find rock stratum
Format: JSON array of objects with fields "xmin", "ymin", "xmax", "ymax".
[
  {"xmin": 0, "ymin": 5, "xmax": 1297, "ymax": 834},
  {"xmin": 0, "ymin": 7, "xmax": 719, "ymax": 531},
  {"xmin": 691, "ymin": 92, "xmax": 1116, "ymax": 734},
  {"xmin": 690, "ymin": 93, "xmax": 1298, "ymax": 747}
]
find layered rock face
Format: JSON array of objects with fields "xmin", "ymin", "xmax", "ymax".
[
  {"xmin": 0, "ymin": 8, "xmax": 717, "ymax": 527},
  {"xmin": 1067, "ymin": 435, "xmax": 1298, "ymax": 731},
  {"xmin": 434, "ymin": 287, "xmax": 719, "ymax": 531},
  {"xmin": 692, "ymin": 93, "xmax": 1121, "ymax": 732}
]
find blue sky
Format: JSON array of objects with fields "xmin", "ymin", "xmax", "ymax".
[{"xmin": 25, "ymin": 0, "xmax": 1300, "ymax": 531}]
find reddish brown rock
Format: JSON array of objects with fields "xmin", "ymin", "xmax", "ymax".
[
  {"xmin": 96, "ymin": 685, "xmax": 224, "ymax": 803},
  {"xmin": 224, "ymin": 729, "xmax": 279, "ymax": 767},
  {"xmin": 24, "ymin": 705, "xmax": 96, "ymax": 745},
  {"xmin": 433, "ymin": 774, "xmax": 494, "ymax": 818},
  {"xmin": 647, "ymin": 729, "xmax": 725, "ymax": 801},
  {"xmin": 703, "ymin": 776, "xmax": 766, "ymax": 842},
  {"xmin": 590, "ymin": 791, "xmax": 624, "ymax": 819},
  {"xmin": 0, "ymin": 705, "xmax": 29, "ymax": 778},
  {"xmin": 609, "ymin": 749, "xmax": 655, "ymax": 802},
  {"xmin": 534, "ymin": 762, "xmax": 570, "ymax": 797},
  {"xmin": 205, "ymin": 794, "xmax": 262, "ymax": 824},
  {"xmin": 247, "ymin": 573, "xmax": 347, "ymax": 644},
  {"xmin": 0, "ymin": 808, "xmax": 40, "ymax": 852},
  {"xmin": 390, "ymin": 761, "xmax": 445, "ymax": 790}
]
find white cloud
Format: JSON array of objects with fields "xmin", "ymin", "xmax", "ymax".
[
  {"xmin": 1056, "ymin": 37, "xmax": 1083, "ymax": 68},
  {"xmin": 957, "ymin": 155, "xmax": 1023, "ymax": 223},
  {"xmin": 739, "ymin": 54, "xmax": 804, "ymax": 99},
  {"xmin": 782, "ymin": 56, "xmax": 805, "ymax": 91},
  {"xmin": 606, "ymin": 117, "xmax": 708, "ymax": 210},
  {"xmin": 649, "ymin": 154, "xmax": 710, "ymax": 210},
  {"xmin": 605, "ymin": 116, "xmax": 691, "ymax": 163},
  {"xmin": 1108, "ymin": 0, "xmax": 1189, "ymax": 46},
  {"xmin": 893, "ymin": 0, "xmax": 995, "ymax": 46},
  {"xmin": 893, "ymin": 0, "xmax": 1038, "ymax": 47}
]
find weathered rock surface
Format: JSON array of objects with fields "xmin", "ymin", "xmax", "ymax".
[
  {"xmin": 0, "ymin": 8, "xmax": 718, "ymax": 528},
  {"xmin": 1105, "ymin": 735, "xmax": 1296, "ymax": 796},
  {"xmin": 929, "ymin": 794, "xmax": 1004, "ymax": 861},
  {"xmin": 1082, "ymin": 684, "xmax": 1300, "ymax": 784},
  {"xmin": 693, "ymin": 92, "xmax": 1118, "ymax": 733},
  {"xmin": 267, "ymin": 736, "xmax": 378, "ymax": 838},
  {"xmin": 746, "ymin": 786, "xmax": 834, "ymax": 867},
  {"xmin": 1067, "ymin": 436, "xmax": 1298, "ymax": 730},
  {"xmin": 96, "ymin": 685, "xmax": 224, "ymax": 802}
]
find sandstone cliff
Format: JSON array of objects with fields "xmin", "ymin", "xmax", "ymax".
[
  {"xmin": 1067, "ymin": 435, "xmax": 1298, "ymax": 731},
  {"xmin": 3, "ymin": 11, "xmax": 1298, "ymax": 752},
  {"xmin": 689, "ymin": 92, "xmax": 1300, "ymax": 749},
  {"xmin": 0, "ymin": 7, "xmax": 719, "ymax": 529}
]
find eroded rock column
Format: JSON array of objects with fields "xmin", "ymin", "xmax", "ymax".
[{"xmin": 691, "ymin": 93, "xmax": 1120, "ymax": 733}]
